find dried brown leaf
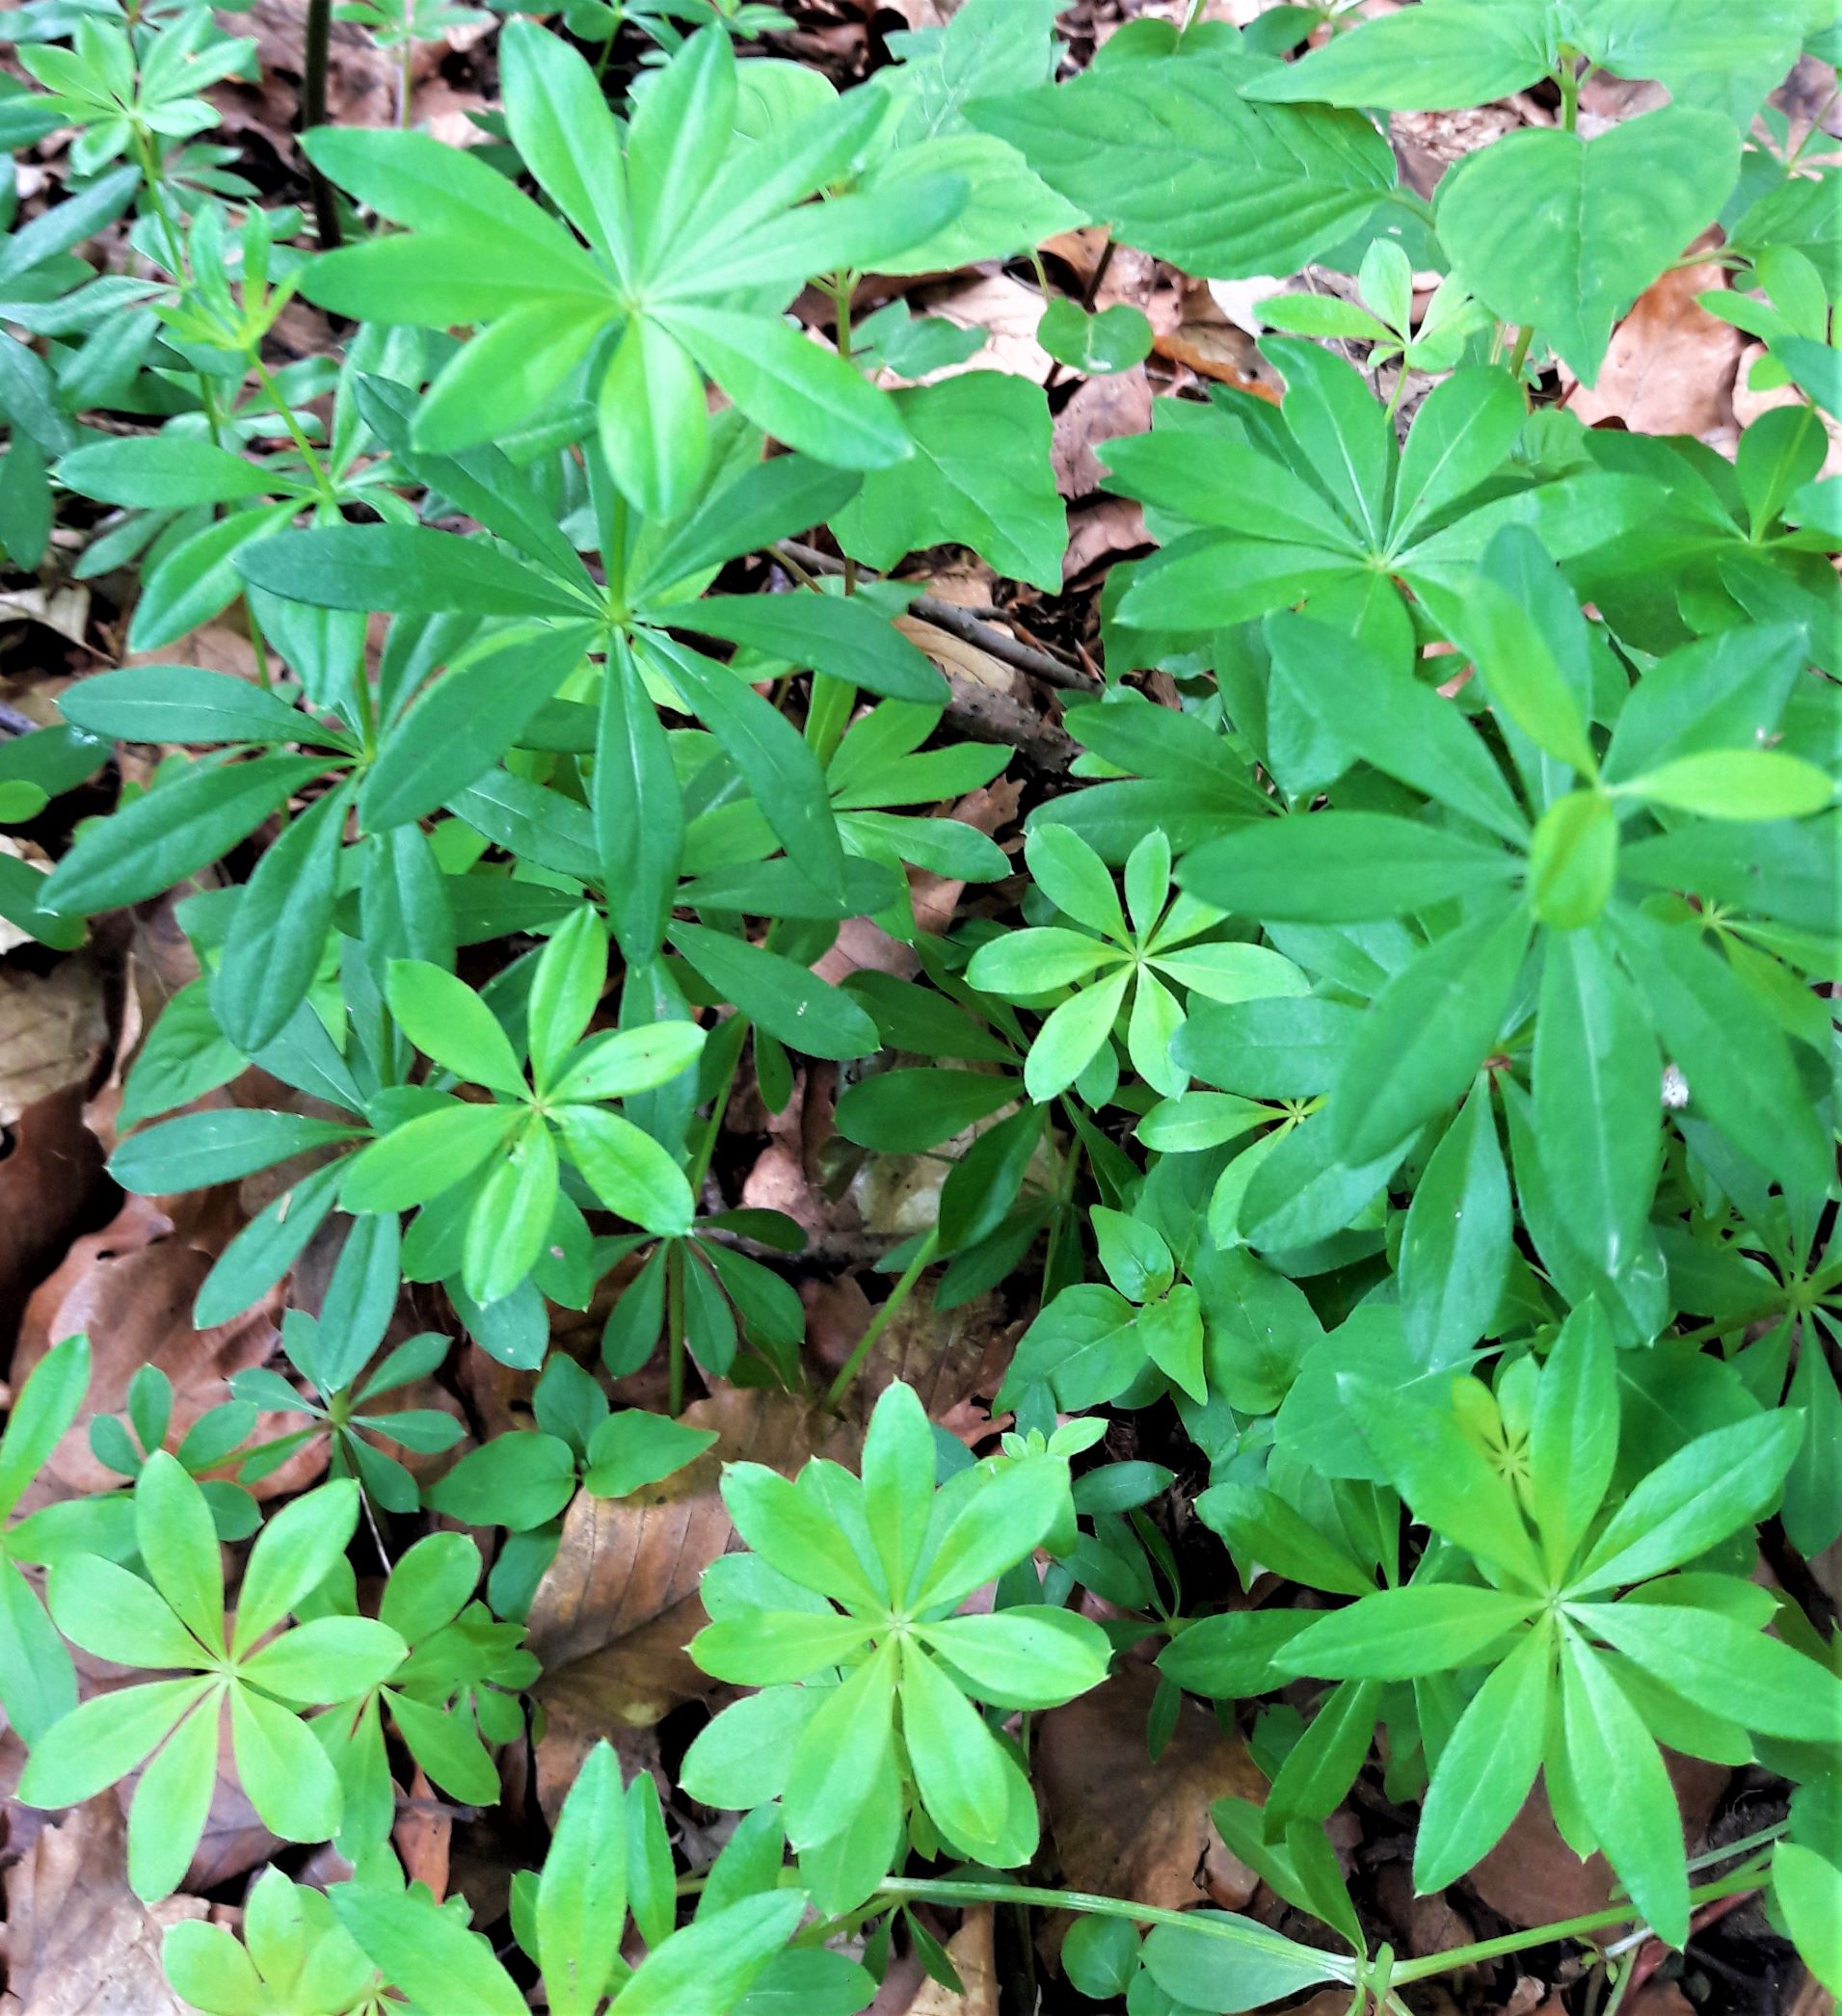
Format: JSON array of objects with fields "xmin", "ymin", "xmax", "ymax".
[
  {"xmin": 524, "ymin": 1387, "xmax": 857, "ymax": 1817},
  {"xmin": 1037, "ymin": 1663, "xmax": 1267, "ymax": 1916},
  {"xmin": 0, "ymin": 1795, "xmax": 203, "ymax": 2015}
]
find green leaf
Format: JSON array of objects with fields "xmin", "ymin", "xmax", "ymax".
[
  {"xmin": 125, "ymin": 1693, "xmax": 219, "ymax": 1902},
  {"xmin": 497, "ymin": 17, "xmax": 630, "ymax": 266},
  {"xmin": 1572, "ymin": 1410, "xmax": 1802, "ymax": 1594},
  {"xmin": 1329, "ymin": 903, "xmax": 1532, "ymax": 1165},
  {"xmin": 425, "ymin": 1431, "xmax": 577, "ymax": 1532},
  {"xmin": 237, "ymin": 527, "xmax": 592, "ymax": 621},
  {"xmin": 556, "ymin": 1105, "xmax": 695, "ymax": 1234},
  {"xmin": 1529, "ymin": 1301, "xmax": 1618, "ymax": 1582},
  {"xmin": 646, "ymin": 634, "xmax": 843, "ymax": 892},
  {"xmin": 330, "ymin": 1884, "xmax": 529, "ymax": 2016},
  {"xmin": 660, "ymin": 303, "xmax": 913, "ymax": 471},
  {"xmin": 43, "ymin": 753, "xmax": 325, "ymax": 915},
  {"xmin": 1581, "ymin": 1601, "xmax": 1842, "ymax": 1742},
  {"xmin": 918, "ymin": 1606, "xmax": 1109, "ymax": 1710},
  {"xmin": 968, "ymin": 46, "xmax": 1397, "ymax": 279},
  {"xmin": 781, "ymin": 1640, "xmax": 897, "ymax": 1850},
  {"xmin": 0, "ymin": 1332, "xmax": 90, "ymax": 1523},
  {"xmin": 463, "ymin": 1118, "xmax": 559, "ymax": 1304},
  {"xmin": 836, "ymin": 1068, "xmax": 1019, "ymax": 1152},
  {"xmin": 913, "ymin": 1454, "xmax": 1071, "ymax": 1609},
  {"xmin": 1038, "ymin": 298, "xmax": 1154, "ymax": 375},
  {"xmin": 609, "ymin": 1891, "xmax": 809, "ymax": 2016},
  {"xmin": 238, "ymin": 1615, "xmax": 406, "ymax": 1703},
  {"xmin": 1414, "ymin": 1618, "xmax": 1552, "ymax": 1891},
  {"xmin": 45, "ymin": 1552, "xmax": 203, "ymax": 1670},
  {"xmin": 1266, "ymin": 612, "xmax": 1527, "ymax": 843},
  {"xmin": 671, "ymin": 922, "xmax": 878, "ymax": 1061},
  {"xmin": 338, "ymin": 1102, "xmax": 516, "ymax": 1213},
  {"xmin": 59, "ymin": 667, "xmax": 326, "ymax": 749},
  {"xmin": 232, "ymin": 1477, "xmax": 361, "ymax": 1654},
  {"xmin": 1179, "ymin": 813, "xmax": 1521, "ymax": 923},
  {"xmin": 1398, "ymin": 1082, "xmax": 1510, "ymax": 1367},
  {"xmin": 1775, "ymin": 1844, "xmax": 1842, "ymax": 1997},
  {"xmin": 1560, "ymin": 1633, "xmax": 1688, "ymax": 1949},
  {"xmin": 110, "ymin": 1109, "xmax": 362, "ymax": 1195},
  {"xmin": 1279, "ymin": 1585, "xmax": 1536, "ymax": 1682},
  {"xmin": 362, "ymin": 623, "xmax": 592, "ymax": 831},
  {"xmin": 57, "ymin": 435, "xmax": 284, "ymax": 508},
  {"xmin": 688, "ymin": 592, "xmax": 946, "ymax": 706},
  {"xmin": 900, "ymin": 1640, "xmax": 1015, "ymax": 1850},
  {"xmin": 597, "ymin": 633, "xmax": 682, "ymax": 968},
  {"xmin": 599, "ymin": 314, "xmax": 707, "ymax": 523},
  {"xmin": 1533, "ymin": 928, "xmax": 1658, "ymax": 1279},
  {"xmin": 526, "ymin": 907, "xmax": 608, "ymax": 1093},
  {"xmin": 1351, "ymin": 1377, "xmax": 1545, "ymax": 1590},
  {"xmin": 1139, "ymin": 1913, "xmax": 1344, "ymax": 2014},
  {"xmin": 1622, "ymin": 749, "xmax": 1834, "ymax": 820},
  {"xmin": 1435, "ymin": 108, "xmax": 1742, "ymax": 385},
  {"xmin": 1390, "ymin": 364, "xmax": 1530, "ymax": 545},
  {"xmin": 1613, "ymin": 909, "xmax": 1833, "ymax": 1198},
  {"xmin": 1241, "ymin": 0, "xmax": 1554, "ymax": 110},
  {"xmin": 16, "ymin": 1675, "xmax": 210, "ymax": 1812},
  {"xmin": 215, "ymin": 780, "xmax": 348, "ymax": 1053},
  {"xmin": 583, "ymin": 1410, "xmax": 717, "ymax": 1499},
  {"xmin": 1024, "ymin": 965, "xmax": 1131, "ymax": 1102},
  {"xmin": 539, "ymin": 1740, "xmax": 628, "ymax": 2016},
  {"xmin": 547, "ymin": 1022, "xmax": 705, "ymax": 1104},
  {"xmin": 387, "ymin": 960, "xmax": 526, "ymax": 1096},
  {"xmin": 832, "ymin": 373, "xmax": 1067, "ymax": 592}
]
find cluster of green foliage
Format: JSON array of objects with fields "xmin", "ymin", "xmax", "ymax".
[{"xmin": 0, "ymin": 0, "xmax": 1839, "ymax": 2008}]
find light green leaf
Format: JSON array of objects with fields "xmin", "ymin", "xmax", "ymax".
[
  {"xmin": 1435, "ymin": 108, "xmax": 1742, "ymax": 385},
  {"xmin": 833, "ymin": 373, "xmax": 1066, "ymax": 591}
]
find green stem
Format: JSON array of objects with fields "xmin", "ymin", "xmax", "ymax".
[
  {"xmin": 1389, "ymin": 1868, "xmax": 1767, "ymax": 1985},
  {"xmin": 397, "ymin": 36, "xmax": 414, "ymax": 128},
  {"xmin": 251, "ymin": 356, "xmax": 338, "ymax": 503},
  {"xmin": 1560, "ymin": 57, "xmax": 1581, "ymax": 133},
  {"xmin": 824, "ymin": 1229, "xmax": 942, "ymax": 1412},
  {"xmin": 666, "ymin": 1243, "xmax": 686, "ymax": 1417},
  {"xmin": 303, "ymin": 0, "xmax": 343, "ymax": 247},
  {"xmin": 1507, "ymin": 324, "xmax": 1535, "ymax": 386},
  {"xmin": 829, "ymin": 272, "xmax": 860, "ymax": 596},
  {"xmin": 874, "ymin": 1877, "xmax": 1359, "ymax": 1977}
]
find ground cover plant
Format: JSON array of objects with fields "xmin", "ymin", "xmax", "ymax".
[{"xmin": 0, "ymin": 0, "xmax": 1837, "ymax": 2010}]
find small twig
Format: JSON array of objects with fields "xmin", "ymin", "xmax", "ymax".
[
  {"xmin": 776, "ymin": 542, "xmax": 1096, "ymax": 691},
  {"xmin": 943, "ymin": 671, "xmax": 1077, "ymax": 773},
  {"xmin": 0, "ymin": 701, "xmax": 39, "ymax": 739},
  {"xmin": 302, "ymin": 0, "xmax": 343, "ymax": 249}
]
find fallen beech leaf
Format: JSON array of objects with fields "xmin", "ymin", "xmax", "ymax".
[
  {"xmin": 0, "ymin": 1081, "xmax": 107, "ymax": 1347},
  {"xmin": 1054, "ymin": 368, "xmax": 1155, "ymax": 499},
  {"xmin": 906, "ymin": 275, "xmax": 1054, "ymax": 385},
  {"xmin": 524, "ymin": 1386, "xmax": 858, "ymax": 1816},
  {"xmin": 1467, "ymin": 1755, "xmax": 1727, "ymax": 1930},
  {"xmin": 1564, "ymin": 254, "xmax": 1743, "ymax": 438},
  {"xmin": 0, "ymin": 955, "xmax": 106, "ymax": 1128},
  {"xmin": 14, "ymin": 1192, "xmax": 322, "ymax": 1502},
  {"xmin": 903, "ymin": 1907, "xmax": 998, "ymax": 2016},
  {"xmin": 0, "ymin": 1795, "xmax": 204, "ymax": 2015},
  {"xmin": 1037, "ymin": 1663, "xmax": 1268, "ymax": 1917}
]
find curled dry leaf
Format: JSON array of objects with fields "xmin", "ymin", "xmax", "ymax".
[
  {"xmin": 523, "ymin": 1386, "xmax": 859, "ymax": 1817},
  {"xmin": 1037, "ymin": 1663, "xmax": 1268, "ymax": 1919},
  {"xmin": 0, "ymin": 1794, "xmax": 204, "ymax": 2016}
]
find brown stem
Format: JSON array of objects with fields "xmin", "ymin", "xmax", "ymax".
[
  {"xmin": 775, "ymin": 542, "xmax": 1096, "ymax": 692},
  {"xmin": 302, "ymin": 0, "xmax": 342, "ymax": 249}
]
